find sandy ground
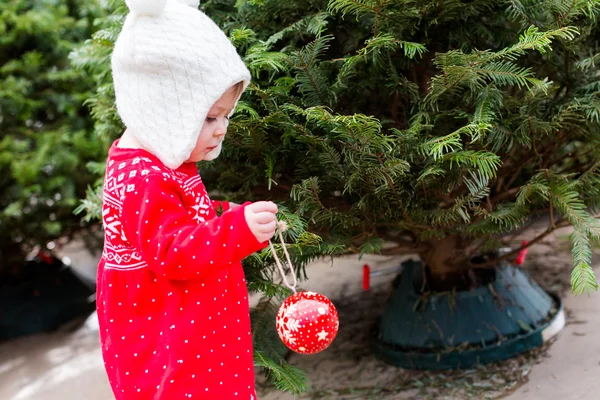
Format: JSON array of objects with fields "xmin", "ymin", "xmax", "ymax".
[
  {"xmin": 504, "ymin": 288, "xmax": 600, "ymax": 400},
  {"xmin": 1, "ymin": 228, "xmax": 599, "ymax": 400}
]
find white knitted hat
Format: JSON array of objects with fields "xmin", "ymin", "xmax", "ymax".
[{"xmin": 111, "ymin": 0, "xmax": 251, "ymax": 169}]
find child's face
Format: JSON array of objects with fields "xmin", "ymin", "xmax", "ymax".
[{"xmin": 186, "ymin": 86, "xmax": 240, "ymax": 163}]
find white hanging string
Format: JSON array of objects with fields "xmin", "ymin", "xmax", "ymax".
[{"xmin": 268, "ymin": 221, "xmax": 297, "ymax": 293}]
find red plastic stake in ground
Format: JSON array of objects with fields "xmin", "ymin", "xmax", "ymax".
[
  {"xmin": 276, "ymin": 291, "xmax": 339, "ymax": 354},
  {"xmin": 515, "ymin": 240, "xmax": 529, "ymax": 265},
  {"xmin": 363, "ymin": 264, "xmax": 370, "ymax": 291}
]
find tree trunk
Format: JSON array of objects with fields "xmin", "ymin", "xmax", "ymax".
[
  {"xmin": 419, "ymin": 235, "xmax": 497, "ymax": 292},
  {"xmin": 420, "ymin": 236, "xmax": 469, "ymax": 291},
  {"xmin": 421, "ymin": 236, "xmax": 459, "ymax": 280}
]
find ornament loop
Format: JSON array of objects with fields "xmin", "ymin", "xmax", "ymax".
[{"xmin": 269, "ymin": 220, "xmax": 297, "ymax": 293}]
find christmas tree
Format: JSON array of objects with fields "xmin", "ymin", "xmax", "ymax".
[
  {"xmin": 74, "ymin": 0, "xmax": 600, "ymax": 393},
  {"xmin": 0, "ymin": 0, "xmax": 106, "ymax": 272}
]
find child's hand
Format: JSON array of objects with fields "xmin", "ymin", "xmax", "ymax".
[{"xmin": 244, "ymin": 201, "xmax": 278, "ymax": 243}]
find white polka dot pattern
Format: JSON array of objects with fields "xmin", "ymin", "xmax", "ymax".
[{"xmin": 96, "ymin": 144, "xmax": 266, "ymax": 399}]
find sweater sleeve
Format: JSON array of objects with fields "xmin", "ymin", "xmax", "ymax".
[{"xmin": 120, "ymin": 174, "xmax": 266, "ymax": 280}]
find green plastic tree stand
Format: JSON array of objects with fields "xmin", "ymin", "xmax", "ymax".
[{"xmin": 373, "ymin": 260, "xmax": 565, "ymax": 370}]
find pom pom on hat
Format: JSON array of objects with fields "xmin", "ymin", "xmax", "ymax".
[{"xmin": 125, "ymin": 0, "xmax": 168, "ymax": 15}]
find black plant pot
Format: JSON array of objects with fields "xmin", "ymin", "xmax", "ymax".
[
  {"xmin": 373, "ymin": 260, "xmax": 565, "ymax": 370},
  {"xmin": 0, "ymin": 252, "xmax": 96, "ymax": 341}
]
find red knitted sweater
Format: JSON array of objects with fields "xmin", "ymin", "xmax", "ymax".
[{"xmin": 97, "ymin": 141, "xmax": 265, "ymax": 399}]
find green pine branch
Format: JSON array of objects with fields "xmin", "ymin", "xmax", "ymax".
[
  {"xmin": 290, "ymin": 35, "xmax": 334, "ymax": 106},
  {"xmin": 546, "ymin": 180, "xmax": 600, "ymax": 294},
  {"xmin": 327, "ymin": 0, "xmax": 393, "ymax": 19},
  {"xmin": 446, "ymin": 151, "xmax": 501, "ymax": 180},
  {"xmin": 254, "ymin": 351, "xmax": 308, "ymax": 395},
  {"xmin": 335, "ymin": 34, "xmax": 426, "ymax": 90},
  {"xmin": 427, "ymin": 26, "xmax": 578, "ymax": 104},
  {"xmin": 265, "ymin": 12, "xmax": 329, "ymax": 47},
  {"xmin": 575, "ymin": 53, "xmax": 600, "ymax": 71},
  {"xmin": 569, "ymin": 227, "xmax": 599, "ymax": 295}
]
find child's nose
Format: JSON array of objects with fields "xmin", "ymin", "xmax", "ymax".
[{"xmin": 214, "ymin": 121, "xmax": 227, "ymax": 137}]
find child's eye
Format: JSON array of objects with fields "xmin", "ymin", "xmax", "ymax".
[{"xmin": 206, "ymin": 117, "xmax": 217, "ymax": 123}]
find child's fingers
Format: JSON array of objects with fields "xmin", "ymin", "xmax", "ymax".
[
  {"xmin": 250, "ymin": 201, "xmax": 278, "ymax": 214},
  {"xmin": 255, "ymin": 220, "xmax": 276, "ymax": 233},
  {"xmin": 252, "ymin": 212, "xmax": 277, "ymax": 224},
  {"xmin": 245, "ymin": 203, "xmax": 277, "ymax": 242}
]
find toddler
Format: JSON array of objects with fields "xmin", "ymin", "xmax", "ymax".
[{"xmin": 96, "ymin": 0, "xmax": 277, "ymax": 398}]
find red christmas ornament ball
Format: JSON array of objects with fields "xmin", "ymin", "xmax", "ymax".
[{"xmin": 276, "ymin": 291, "xmax": 339, "ymax": 354}]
